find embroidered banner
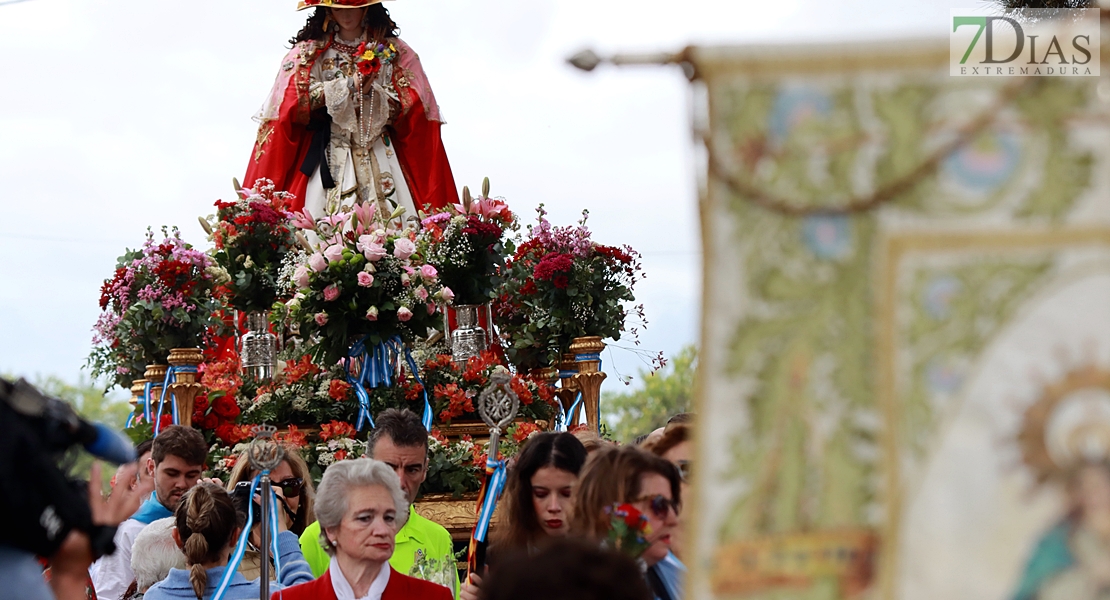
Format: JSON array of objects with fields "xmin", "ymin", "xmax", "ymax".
[{"xmin": 689, "ymin": 35, "xmax": 1110, "ymax": 600}]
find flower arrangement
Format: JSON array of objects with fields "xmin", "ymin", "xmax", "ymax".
[
  {"xmin": 237, "ymin": 356, "xmax": 371, "ymax": 427},
  {"xmin": 493, "ymin": 207, "xmax": 645, "ymax": 369},
  {"xmin": 203, "ymin": 178, "xmax": 299, "ymax": 312},
  {"xmin": 355, "ymin": 40, "xmax": 398, "ymax": 78},
  {"xmin": 278, "ymin": 202, "xmax": 451, "ymax": 367},
  {"xmin": 418, "ymin": 193, "xmax": 516, "ymax": 305},
  {"xmin": 604, "ymin": 503, "xmax": 654, "ymax": 558},
  {"xmin": 89, "ymin": 228, "xmax": 224, "ymax": 388},
  {"xmin": 424, "ymin": 422, "xmax": 542, "ymax": 498},
  {"xmin": 413, "ymin": 351, "xmax": 558, "ymax": 424}
]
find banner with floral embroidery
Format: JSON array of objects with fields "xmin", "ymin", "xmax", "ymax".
[{"xmin": 689, "ymin": 38, "xmax": 1110, "ymax": 600}]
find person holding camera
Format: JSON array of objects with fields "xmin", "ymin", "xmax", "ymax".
[
  {"xmin": 225, "ymin": 446, "xmax": 316, "ymax": 580},
  {"xmin": 143, "ymin": 482, "xmax": 312, "ymax": 600},
  {"xmin": 92, "ymin": 426, "xmax": 212, "ymax": 600}
]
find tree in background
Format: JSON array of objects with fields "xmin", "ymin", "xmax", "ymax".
[
  {"xmin": 603, "ymin": 345, "xmax": 697, "ymax": 443},
  {"xmin": 20, "ymin": 375, "xmax": 133, "ymax": 490}
]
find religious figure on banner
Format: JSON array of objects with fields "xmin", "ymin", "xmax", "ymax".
[
  {"xmin": 244, "ymin": 0, "xmax": 457, "ymax": 220},
  {"xmin": 1013, "ymin": 371, "xmax": 1110, "ymax": 600}
]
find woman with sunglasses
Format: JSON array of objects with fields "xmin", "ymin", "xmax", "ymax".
[
  {"xmin": 572, "ymin": 446, "xmax": 685, "ymax": 600},
  {"xmin": 225, "ymin": 447, "xmax": 317, "ymax": 580},
  {"xmin": 645, "ymin": 424, "xmax": 691, "ymax": 559}
]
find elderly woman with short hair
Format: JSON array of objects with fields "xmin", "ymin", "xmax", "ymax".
[{"xmin": 278, "ymin": 459, "xmax": 452, "ymax": 600}]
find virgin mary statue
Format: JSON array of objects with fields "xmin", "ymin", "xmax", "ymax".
[{"xmin": 244, "ymin": 0, "xmax": 457, "ymax": 219}]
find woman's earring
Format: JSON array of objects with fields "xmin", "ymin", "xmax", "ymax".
[{"xmin": 323, "ymin": 14, "xmax": 333, "ymax": 33}]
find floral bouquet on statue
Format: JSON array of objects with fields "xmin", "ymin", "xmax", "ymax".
[
  {"xmin": 415, "ymin": 351, "xmax": 558, "ymax": 425},
  {"xmin": 418, "ymin": 185, "xmax": 517, "ymax": 306},
  {"xmin": 202, "ymin": 178, "xmax": 299, "ymax": 312},
  {"xmin": 355, "ymin": 40, "xmax": 398, "ymax": 78},
  {"xmin": 277, "ymin": 202, "xmax": 451, "ymax": 368},
  {"xmin": 493, "ymin": 206, "xmax": 647, "ymax": 370},
  {"xmin": 88, "ymin": 227, "xmax": 224, "ymax": 389}
]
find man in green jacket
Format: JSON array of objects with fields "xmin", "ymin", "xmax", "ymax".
[{"xmin": 300, "ymin": 408, "xmax": 458, "ymax": 593}]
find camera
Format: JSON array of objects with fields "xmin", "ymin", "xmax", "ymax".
[{"xmin": 0, "ymin": 377, "xmax": 135, "ymax": 558}]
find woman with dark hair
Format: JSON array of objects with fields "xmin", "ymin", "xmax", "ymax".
[
  {"xmin": 572, "ymin": 446, "xmax": 686, "ymax": 600},
  {"xmin": 460, "ymin": 432, "xmax": 588, "ymax": 600},
  {"xmin": 497, "ymin": 432, "xmax": 589, "ymax": 549},
  {"xmin": 244, "ymin": 0, "xmax": 456, "ymax": 220},
  {"xmin": 142, "ymin": 483, "xmax": 313, "ymax": 600}
]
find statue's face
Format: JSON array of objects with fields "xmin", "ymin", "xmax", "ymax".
[{"xmin": 329, "ymin": 6, "xmax": 368, "ymax": 33}]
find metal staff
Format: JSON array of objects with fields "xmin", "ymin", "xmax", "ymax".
[
  {"xmin": 248, "ymin": 425, "xmax": 285, "ymax": 600},
  {"xmin": 466, "ymin": 367, "xmax": 519, "ymax": 579}
]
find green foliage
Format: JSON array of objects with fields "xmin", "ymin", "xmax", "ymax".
[{"xmin": 602, "ymin": 345, "xmax": 697, "ymax": 443}]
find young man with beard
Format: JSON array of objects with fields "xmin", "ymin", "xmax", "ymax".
[{"xmin": 91, "ymin": 425, "xmax": 210, "ymax": 600}]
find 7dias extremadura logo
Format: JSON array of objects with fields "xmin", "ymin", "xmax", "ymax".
[{"xmin": 950, "ymin": 9, "xmax": 1100, "ymax": 76}]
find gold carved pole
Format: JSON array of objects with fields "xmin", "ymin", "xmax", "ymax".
[
  {"xmin": 569, "ymin": 336, "xmax": 606, "ymax": 432},
  {"xmin": 167, "ymin": 347, "xmax": 205, "ymax": 427}
]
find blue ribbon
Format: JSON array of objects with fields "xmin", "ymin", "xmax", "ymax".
[
  {"xmin": 559, "ymin": 391, "xmax": 584, "ymax": 431},
  {"xmin": 345, "ymin": 335, "xmax": 434, "ymax": 432},
  {"xmin": 211, "ymin": 472, "xmax": 283, "ymax": 600},
  {"xmin": 474, "ymin": 458, "xmax": 507, "ymax": 543},
  {"xmin": 151, "ymin": 365, "xmax": 198, "ymax": 436}
]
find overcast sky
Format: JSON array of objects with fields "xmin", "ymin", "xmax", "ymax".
[{"xmin": 0, "ymin": 0, "xmax": 958, "ymax": 390}]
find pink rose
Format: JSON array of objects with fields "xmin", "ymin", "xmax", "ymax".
[
  {"xmin": 323, "ymin": 284, "xmax": 340, "ymax": 301},
  {"xmin": 314, "ymin": 312, "xmax": 328, "ymax": 326},
  {"xmin": 397, "ymin": 306, "xmax": 413, "ymax": 322},
  {"xmin": 439, "ymin": 287, "xmax": 455, "ymax": 303},
  {"xmin": 357, "ymin": 235, "xmax": 387, "ymax": 261},
  {"xmin": 393, "ymin": 238, "xmax": 416, "ymax": 260},
  {"xmin": 414, "ymin": 286, "xmax": 428, "ymax": 302},
  {"xmin": 365, "ymin": 306, "xmax": 378, "ymax": 321},
  {"xmin": 308, "ymin": 253, "xmax": 327, "ymax": 272},
  {"xmin": 293, "ymin": 265, "xmax": 310, "ymax": 288},
  {"xmin": 420, "ymin": 264, "xmax": 438, "ymax": 280},
  {"xmin": 324, "ymin": 244, "xmax": 344, "ymax": 263},
  {"xmin": 426, "ymin": 303, "xmax": 436, "ymax": 315},
  {"xmin": 357, "ymin": 271, "xmax": 374, "ymax": 287}
]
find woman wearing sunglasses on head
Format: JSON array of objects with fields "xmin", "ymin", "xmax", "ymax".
[
  {"xmin": 572, "ymin": 446, "xmax": 686, "ymax": 600},
  {"xmin": 226, "ymin": 447, "xmax": 317, "ymax": 580}
]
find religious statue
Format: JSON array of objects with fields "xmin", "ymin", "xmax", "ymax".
[{"xmin": 244, "ymin": 0, "xmax": 457, "ymax": 219}]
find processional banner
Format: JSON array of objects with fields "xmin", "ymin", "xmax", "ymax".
[{"xmin": 689, "ymin": 34, "xmax": 1110, "ymax": 600}]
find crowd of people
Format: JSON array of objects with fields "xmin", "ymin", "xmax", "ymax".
[{"xmin": 71, "ymin": 408, "xmax": 694, "ymax": 600}]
